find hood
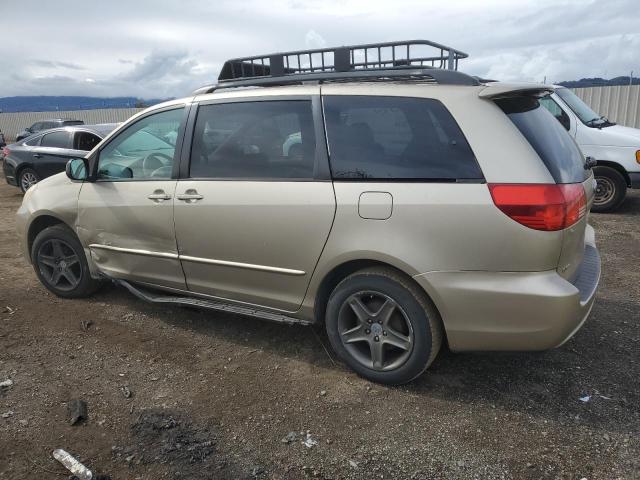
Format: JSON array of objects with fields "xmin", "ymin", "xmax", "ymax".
[
  {"xmin": 581, "ymin": 124, "xmax": 640, "ymax": 147},
  {"xmin": 36, "ymin": 171, "xmax": 74, "ymax": 189}
]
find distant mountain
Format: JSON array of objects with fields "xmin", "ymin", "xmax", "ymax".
[
  {"xmin": 0, "ymin": 96, "xmax": 173, "ymax": 113},
  {"xmin": 558, "ymin": 77, "xmax": 640, "ymax": 88}
]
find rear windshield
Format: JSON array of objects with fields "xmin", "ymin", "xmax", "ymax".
[
  {"xmin": 62, "ymin": 120, "xmax": 84, "ymax": 126},
  {"xmin": 496, "ymin": 96, "xmax": 588, "ymax": 183}
]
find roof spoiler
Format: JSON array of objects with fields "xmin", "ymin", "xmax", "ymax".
[{"xmin": 478, "ymin": 83, "xmax": 553, "ymax": 99}]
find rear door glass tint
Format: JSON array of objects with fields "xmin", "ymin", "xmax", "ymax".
[
  {"xmin": 40, "ymin": 131, "xmax": 71, "ymax": 148},
  {"xmin": 496, "ymin": 96, "xmax": 587, "ymax": 183},
  {"xmin": 323, "ymin": 95, "xmax": 482, "ymax": 181}
]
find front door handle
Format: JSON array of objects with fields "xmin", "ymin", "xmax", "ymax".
[
  {"xmin": 176, "ymin": 189, "xmax": 203, "ymax": 203},
  {"xmin": 33, "ymin": 153, "xmax": 42, "ymax": 158},
  {"xmin": 148, "ymin": 190, "xmax": 172, "ymax": 202}
]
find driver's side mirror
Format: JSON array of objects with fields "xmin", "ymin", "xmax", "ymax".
[{"xmin": 66, "ymin": 158, "xmax": 89, "ymax": 181}]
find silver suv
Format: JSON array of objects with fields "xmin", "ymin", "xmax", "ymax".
[{"xmin": 16, "ymin": 41, "xmax": 601, "ymax": 384}]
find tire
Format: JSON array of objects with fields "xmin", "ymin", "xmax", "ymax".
[
  {"xmin": 325, "ymin": 267, "xmax": 443, "ymax": 385},
  {"xmin": 18, "ymin": 168, "xmax": 39, "ymax": 193},
  {"xmin": 592, "ymin": 166, "xmax": 627, "ymax": 213},
  {"xmin": 31, "ymin": 225, "xmax": 102, "ymax": 298}
]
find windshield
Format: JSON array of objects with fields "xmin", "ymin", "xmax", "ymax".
[{"xmin": 556, "ymin": 88, "xmax": 604, "ymax": 126}]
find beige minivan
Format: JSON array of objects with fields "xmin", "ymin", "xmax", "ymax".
[{"xmin": 16, "ymin": 41, "xmax": 601, "ymax": 384}]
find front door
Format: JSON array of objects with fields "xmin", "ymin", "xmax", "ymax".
[
  {"xmin": 174, "ymin": 97, "xmax": 335, "ymax": 311},
  {"xmin": 77, "ymin": 106, "xmax": 187, "ymax": 289}
]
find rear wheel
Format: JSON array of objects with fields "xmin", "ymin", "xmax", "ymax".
[
  {"xmin": 325, "ymin": 267, "xmax": 442, "ymax": 385},
  {"xmin": 19, "ymin": 168, "xmax": 39, "ymax": 193},
  {"xmin": 31, "ymin": 225, "xmax": 101, "ymax": 298},
  {"xmin": 592, "ymin": 166, "xmax": 627, "ymax": 213}
]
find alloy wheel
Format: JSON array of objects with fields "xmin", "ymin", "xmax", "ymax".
[
  {"xmin": 36, "ymin": 239, "xmax": 82, "ymax": 292},
  {"xmin": 337, "ymin": 291, "xmax": 414, "ymax": 371},
  {"xmin": 20, "ymin": 171, "xmax": 38, "ymax": 191}
]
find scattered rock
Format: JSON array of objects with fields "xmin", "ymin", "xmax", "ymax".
[
  {"xmin": 80, "ymin": 320, "xmax": 93, "ymax": 331},
  {"xmin": 281, "ymin": 431, "xmax": 297, "ymax": 444},
  {"xmin": 121, "ymin": 386, "xmax": 132, "ymax": 399},
  {"xmin": 526, "ymin": 463, "xmax": 535, "ymax": 468},
  {"xmin": 250, "ymin": 465, "xmax": 265, "ymax": 477},
  {"xmin": 302, "ymin": 433, "xmax": 318, "ymax": 448},
  {"xmin": 579, "ymin": 395, "xmax": 591, "ymax": 403},
  {"xmin": 18, "ymin": 419, "xmax": 28, "ymax": 426},
  {"xmin": 0, "ymin": 379, "xmax": 13, "ymax": 389},
  {"xmin": 457, "ymin": 460, "xmax": 465, "ymax": 467},
  {"xmin": 320, "ymin": 390, "xmax": 327, "ymax": 396},
  {"xmin": 2, "ymin": 411, "xmax": 14, "ymax": 419},
  {"xmin": 603, "ymin": 433, "xmax": 611, "ymax": 441},
  {"xmin": 348, "ymin": 459, "xmax": 358, "ymax": 468},
  {"xmin": 67, "ymin": 399, "xmax": 88, "ymax": 426}
]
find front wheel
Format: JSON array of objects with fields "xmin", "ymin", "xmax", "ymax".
[
  {"xmin": 31, "ymin": 225, "xmax": 102, "ymax": 298},
  {"xmin": 325, "ymin": 267, "xmax": 442, "ymax": 385},
  {"xmin": 592, "ymin": 166, "xmax": 627, "ymax": 213}
]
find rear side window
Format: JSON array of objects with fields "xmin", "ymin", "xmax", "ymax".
[
  {"xmin": 323, "ymin": 96, "xmax": 482, "ymax": 181},
  {"xmin": 190, "ymin": 101, "xmax": 316, "ymax": 179},
  {"xmin": 63, "ymin": 120, "xmax": 84, "ymax": 126},
  {"xmin": 40, "ymin": 131, "xmax": 70, "ymax": 148},
  {"xmin": 496, "ymin": 96, "xmax": 587, "ymax": 183}
]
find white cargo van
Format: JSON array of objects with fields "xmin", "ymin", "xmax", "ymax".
[{"xmin": 540, "ymin": 87, "xmax": 640, "ymax": 212}]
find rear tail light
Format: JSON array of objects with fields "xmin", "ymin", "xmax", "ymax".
[
  {"xmin": 635, "ymin": 150, "xmax": 640, "ymax": 165},
  {"xmin": 488, "ymin": 183, "xmax": 587, "ymax": 231},
  {"xmin": 1, "ymin": 147, "xmax": 9, "ymax": 157}
]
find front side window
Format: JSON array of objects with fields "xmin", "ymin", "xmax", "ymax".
[
  {"xmin": 41, "ymin": 131, "xmax": 71, "ymax": 148},
  {"xmin": 539, "ymin": 96, "xmax": 571, "ymax": 131},
  {"xmin": 74, "ymin": 132, "xmax": 101, "ymax": 151},
  {"xmin": 323, "ymin": 96, "xmax": 482, "ymax": 181},
  {"xmin": 190, "ymin": 101, "xmax": 316, "ymax": 179},
  {"xmin": 97, "ymin": 108, "xmax": 183, "ymax": 180}
]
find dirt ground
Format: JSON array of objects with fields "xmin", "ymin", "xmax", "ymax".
[{"xmin": 0, "ymin": 180, "xmax": 638, "ymax": 480}]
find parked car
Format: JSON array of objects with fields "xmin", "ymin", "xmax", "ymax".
[
  {"xmin": 539, "ymin": 86, "xmax": 640, "ymax": 212},
  {"xmin": 15, "ymin": 41, "xmax": 600, "ymax": 385},
  {"xmin": 15, "ymin": 118, "xmax": 85, "ymax": 142},
  {"xmin": 3, "ymin": 124, "xmax": 117, "ymax": 192}
]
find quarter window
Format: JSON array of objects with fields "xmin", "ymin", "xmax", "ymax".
[
  {"xmin": 41, "ymin": 131, "xmax": 71, "ymax": 148},
  {"xmin": 323, "ymin": 96, "xmax": 482, "ymax": 181},
  {"xmin": 539, "ymin": 96, "xmax": 571, "ymax": 131},
  {"xmin": 190, "ymin": 101, "xmax": 316, "ymax": 179},
  {"xmin": 97, "ymin": 108, "xmax": 183, "ymax": 180}
]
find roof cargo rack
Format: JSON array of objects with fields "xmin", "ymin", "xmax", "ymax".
[{"xmin": 194, "ymin": 40, "xmax": 477, "ymax": 94}]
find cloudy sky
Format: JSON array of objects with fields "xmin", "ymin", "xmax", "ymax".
[{"xmin": 2, "ymin": 0, "xmax": 639, "ymax": 99}]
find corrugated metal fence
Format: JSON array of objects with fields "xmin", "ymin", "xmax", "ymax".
[
  {"xmin": 1, "ymin": 85, "xmax": 639, "ymax": 142},
  {"xmin": 572, "ymin": 85, "xmax": 640, "ymax": 129},
  {"xmin": 0, "ymin": 108, "xmax": 144, "ymax": 142}
]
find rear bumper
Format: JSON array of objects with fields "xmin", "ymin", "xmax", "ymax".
[
  {"xmin": 414, "ymin": 243, "xmax": 601, "ymax": 352},
  {"xmin": 629, "ymin": 172, "xmax": 640, "ymax": 189},
  {"xmin": 2, "ymin": 160, "xmax": 18, "ymax": 186}
]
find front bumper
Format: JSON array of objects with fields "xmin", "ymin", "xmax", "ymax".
[
  {"xmin": 414, "ymin": 244, "xmax": 601, "ymax": 352},
  {"xmin": 629, "ymin": 172, "xmax": 640, "ymax": 189}
]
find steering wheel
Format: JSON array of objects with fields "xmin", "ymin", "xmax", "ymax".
[
  {"xmin": 150, "ymin": 165, "xmax": 173, "ymax": 178},
  {"xmin": 142, "ymin": 152, "xmax": 173, "ymax": 177}
]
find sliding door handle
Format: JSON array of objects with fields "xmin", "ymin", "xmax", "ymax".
[
  {"xmin": 148, "ymin": 190, "xmax": 172, "ymax": 202},
  {"xmin": 176, "ymin": 189, "xmax": 203, "ymax": 203}
]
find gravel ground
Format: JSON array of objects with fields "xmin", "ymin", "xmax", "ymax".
[{"xmin": 0, "ymin": 180, "xmax": 638, "ymax": 479}]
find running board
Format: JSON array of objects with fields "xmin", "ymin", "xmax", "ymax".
[{"xmin": 114, "ymin": 278, "xmax": 311, "ymax": 326}]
